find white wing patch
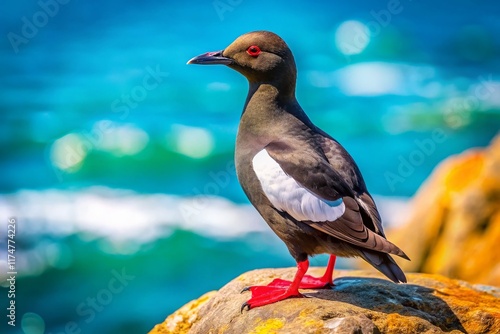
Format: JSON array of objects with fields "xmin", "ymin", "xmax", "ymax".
[{"xmin": 252, "ymin": 149, "xmax": 345, "ymax": 222}]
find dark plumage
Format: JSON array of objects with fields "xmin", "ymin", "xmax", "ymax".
[{"xmin": 188, "ymin": 31, "xmax": 409, "ymax": 310}]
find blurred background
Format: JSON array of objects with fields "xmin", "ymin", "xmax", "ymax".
[{"xmin": 1, "ymin": 0, "xmax": 499, "ymax": 333}]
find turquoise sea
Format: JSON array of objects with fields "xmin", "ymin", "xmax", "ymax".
[{"xmin": 1, "ymin": 0, "xmax": 500, "ymax": 333}]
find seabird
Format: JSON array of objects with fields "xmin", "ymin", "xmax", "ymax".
[{"xmin": 188, "ymin": 31, "xmax": 409, "ymax": 310}]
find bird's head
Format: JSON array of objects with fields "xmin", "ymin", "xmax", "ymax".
[{"xmin": 187, "ymin": 31, "xmax": 297, "ymax": 85}]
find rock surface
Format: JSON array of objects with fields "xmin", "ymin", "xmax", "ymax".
[
  {"xmin": 149, "ymin": 268, "xmax": 500, "ymax": 334},
  {"xmin": 387, "ymin": 134, "xmax": 500, "ymax": 286}
]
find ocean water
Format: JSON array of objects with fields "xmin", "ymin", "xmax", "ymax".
[{"xmin": 1, "ymin": 0, "xmax": 500, "ymax": 333}]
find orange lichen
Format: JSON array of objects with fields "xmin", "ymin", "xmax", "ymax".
[
  {"xmin": 386, "ymin": 135, "xmax": 500, "ymax": 286},
  {"xmin": 443, "ymin": 151, "xmax": 484, "ymax": 193}
]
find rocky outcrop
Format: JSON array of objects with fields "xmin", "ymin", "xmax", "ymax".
[
  {"xmin": 148, "ymin": 268, "xmax": 500, "ymax": 334},
  {"xmin": 387, "ymin": 134, "xmax": 500, "ymax": 286}
]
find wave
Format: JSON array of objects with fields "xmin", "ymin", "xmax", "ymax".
[
  {"xmin": 0, "ymin": 187, "xmax": 409, "ymax": 242},
  {"xmin": 0, "ymin": 187, "xmax": 268, "ymax": 244}
]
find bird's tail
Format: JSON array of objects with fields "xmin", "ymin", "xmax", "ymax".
[{"xmin": 360, "ymin": 250, "xmax": 407, "ymax": 283}]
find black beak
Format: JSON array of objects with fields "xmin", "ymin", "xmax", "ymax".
[{"xmin": 187, "ymin": 50, "xmax": 233, "ymax": 65}]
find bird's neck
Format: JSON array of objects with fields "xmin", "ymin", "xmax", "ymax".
[
  {"xmin": 237, "ymin": 82, "xmax": 315, "ymax": 148},
  {"xmin": 243, "ymin": 81, "xmax": 313, "ymax": 122},
  {"xmin": 244, "ymin": 82, "xmax": 285, "ymax": 111}
]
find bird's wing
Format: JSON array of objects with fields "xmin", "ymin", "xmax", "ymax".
[
  {"xmin": 252, "ymin": 144, "xmax": 407, "ymax": 258},
  {"xmin": 317, "ymin": 134, "xmax": 386, "ymax": 237}
]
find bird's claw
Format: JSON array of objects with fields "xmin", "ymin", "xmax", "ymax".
[
  {"xmin": 240, "ymin": 286, "xmax": 250, "ymax": 293},
  {"xmin": 240, "ymin": 302, "xmax": 250, "ymax": 313}
]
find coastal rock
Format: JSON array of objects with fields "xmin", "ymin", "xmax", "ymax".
[
  {"xmin": 387, "ymin": 134, "xmax": 500, "ymax": 286},
  {"xmin": 148, "ymin": 268, "xmax": 500, "ymax": 334}
]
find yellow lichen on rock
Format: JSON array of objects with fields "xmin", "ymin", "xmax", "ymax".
[
  {"xmin": 149, "ymin": 291, "xmax": 216, "ymax": 334},
  {"xmin": 249, "ymin": 318, "xmax": 285, "ymax": 334}
]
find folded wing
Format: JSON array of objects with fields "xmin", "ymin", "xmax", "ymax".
[{"xmin": 252, "ymin": 147, "xmax": 408, "ymax": 259}]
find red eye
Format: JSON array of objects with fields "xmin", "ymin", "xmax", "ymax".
[{"xmin": 246, "ymin": 45, "xmax": 261, "ymax": 57}]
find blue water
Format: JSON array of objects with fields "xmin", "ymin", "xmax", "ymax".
[{"xmin": 1, "ymin": 0, "xmax": 500, "ymax": 333}]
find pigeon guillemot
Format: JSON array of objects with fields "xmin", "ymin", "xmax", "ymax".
[{"xmin": 188, "ymin": 31, "xmax": 409, "ymax": 310}]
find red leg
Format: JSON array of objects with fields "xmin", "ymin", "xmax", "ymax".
[
  {"xmin": 265, "ymin": 254, "xmax": 336, "ymax": 289},
  {"xmin": 242, "ymin": 259, "xmax": 309, "ymax": 311},
  {"xmin": 311, "ymin": 254, "xmax": 336, "ymax": 287}
]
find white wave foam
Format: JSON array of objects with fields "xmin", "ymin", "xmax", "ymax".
[
  {"xmin": 0, "ymin": 188, "xmax": 409, "ymax": 243},
  {"xmin": 0, "ymin": 187, "xmax": 267, "ymax": 245},
  {"xmin": 0, "ymin": 188, "xmax": 409, "ymax": 251}
]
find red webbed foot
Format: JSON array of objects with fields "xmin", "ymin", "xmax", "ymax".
[
  {"xmin": 241, "ymin": 285, "xmax": 304, "ymax": 312},
  {"xmin": 241, "ymin": 255, "xmax": 337, "ymax": 310},
  {"xmin": 259, "ymin": 275, "xmax": 333, "ymax": 290},
  {"xmin": 241, "ymin": 260, "xmax": 308, "ymax": 310}
]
